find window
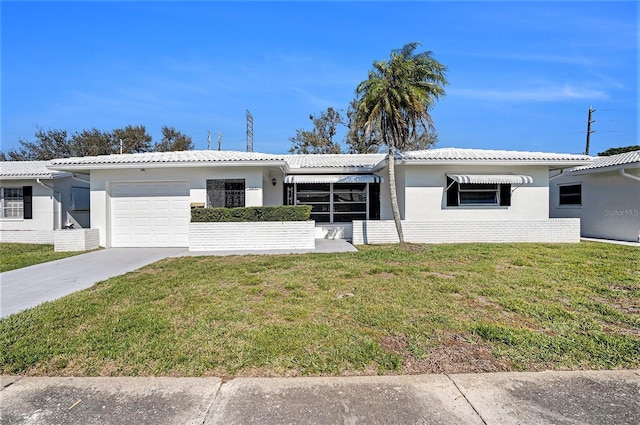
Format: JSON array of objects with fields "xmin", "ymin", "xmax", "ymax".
[
  {"xmin": 206, "ymin": 179, "xmax": 245, "ymax": 208},
  {"xmin": 333, "ymin": 183, "xmax": 368, "ymax": 222},
  {"xmin": 286, "ymin": 183, "xmax": 378, "ymax": 223},
  {"xmin": 1, "ymin": 186, "xmax": 32, "ymax": 219},
  {"xmin": 459, "ymin": 183, "xmax": 499, "ymax": 205},
  {"xmin": 70, "ymin": 186, "xmax": 90, "ymax": 211},
  {"xmin": 296, "ymin": 183, "xmax": 331, "ymax": 222},
  {"xmin": 446, "ymin": 178, "xmax": 511, "ymax": 207},
  {"xmin": 558, "ymin": 184, "xmax": 581, "ymax": 206}
]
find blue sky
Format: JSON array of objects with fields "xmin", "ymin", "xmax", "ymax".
[{"xmin": 1, "ymin": 1, "xmax": 637, "ymax": 156}]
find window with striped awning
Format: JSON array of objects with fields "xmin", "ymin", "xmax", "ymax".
[{"xmin": 446, "ymin": 174, "xmax": 533, "ymax": 185}]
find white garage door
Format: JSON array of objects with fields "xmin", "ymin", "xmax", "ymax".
[{"xmin": 110, "ymin": 181, "xmax": 190, "ymax": 247}]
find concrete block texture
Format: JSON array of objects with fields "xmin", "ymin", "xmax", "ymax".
[
  {"xmin": 54, "ymin": 229, "xmax": 100, "ymax": 251},
  {"xmin": 189, "ymin": 221, "xmax": 315, "ymax": 251},
  {"xmin": 353, "ymin": 219, "xmax": 581, "ymax": 244},
  {"xmin": 0, "ymin": 230, "xmax": 54, "ymax": 244}
]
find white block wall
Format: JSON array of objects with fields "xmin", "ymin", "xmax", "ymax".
[
  {"xmin": 189, "ymin": 221, "xmax": 316, "ymax": 251},
  {"xmin": 352, "ymin": 219, "xmax": 581, "ymax": 244},
  {"xmin": 315, "ymin": 223, "xmax": 353, "ymax": 240},
  {"xmin": 0, "ymin": 230, "xmax": 54, "ymax": 244},
  {"xmin": 54, "ymin": 229, "xmax": 100, "ymax": 252}
]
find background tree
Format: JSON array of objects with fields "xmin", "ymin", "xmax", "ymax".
[
  {"xmin": 3, "ymin": 128, "xmax": 73, "ymax": 161},
  {"xmin": 70, "ymin": 128, "xmax": 114, "ymax": 157},
  {"xmin": 354, "ymin": 42, "xmax": 448, "ymax": 242},
  {"xmin": 113, "ymin": 125, "xmax": 153, "ymax": 153},
  {"xmin": 345, "ymin": 98, "xmax": 439, "ymax": 153},
  {"xmin": 345, "ymin": 99, "xmax": 382, "ymax": 154},
  {"xmin": 598, "ymin": 145, "xmax": 640, "ymax": 156},
  {"xmin": 1, "ymin": 125, "xmax": 190, "ymax": 160},
  {"xmin": 154, "ymin": 126, "xmax": 194, "ymax": 152},
  {"xmin": 289, "ymin": 107, "xmax": 344, "ymax": 154},
  {"xmin": 293, "ymin": 100, "xmax": 441, "ymax": 155}
]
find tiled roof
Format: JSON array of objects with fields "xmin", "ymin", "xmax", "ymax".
[
  {"xmin": 49, "ymin": 150, "xmax": 287, "ymax": 167},
  {"xmin": 45, "ymin": 148, "xmax": 594, "ymax": 171},
  {"xmin": 0, "ymin": 161, "xmax": 68, "ymax": 179},
  {"xmin": 400, "ymin": 148, "xmax": 592, "ymax": 162},
  {"xmin": 286, "ymin": 154, "xmax": 386, "ymax": 170},
  {"xmin": 570, "ymin": 150, "xmax": 640, "ymax": 172}
]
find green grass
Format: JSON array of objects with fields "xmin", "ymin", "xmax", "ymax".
[
  {"xmin": 1, "ymin": 242, "xmax": 638, "ymax": 378},
  {"xmin": 0, "ymin": 243, "xmax": 85, "ymax": 273}
]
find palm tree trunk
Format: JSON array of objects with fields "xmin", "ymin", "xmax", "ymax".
[{"xmin": 387, "ymin": 145, "xmax": 404, "ymax": 243}]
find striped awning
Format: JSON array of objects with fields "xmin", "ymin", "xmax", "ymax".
[
  {"xmin": 447, "ymin": 174, "xmax": 534, "ymax": 184},
  {"xmin": 284, "ymin": 174, "xmax": 383, "ymax": 184}
]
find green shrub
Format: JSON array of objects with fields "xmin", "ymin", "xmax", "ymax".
[{"xmin": 191, "ymin": 205, "xmax": 312, "ymax": 222}]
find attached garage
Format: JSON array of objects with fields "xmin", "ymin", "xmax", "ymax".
[{"xmin": 110, "ymin": 181, "xmax": 190, "ymax": 247}]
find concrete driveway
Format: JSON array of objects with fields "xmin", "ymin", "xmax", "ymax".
[{"xmin": 0, "ymin": 248, "xmax": 186, "ymax": 318}]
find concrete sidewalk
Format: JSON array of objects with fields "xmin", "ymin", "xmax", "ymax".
[{"xmin": 2, "ymin": 370, "xmax": 638, "ymax": 424}]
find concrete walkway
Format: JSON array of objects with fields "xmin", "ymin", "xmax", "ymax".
[
  {"xmin": 0, "ymin": 248, "xmax": 186, "ymax": 318},
  {"xmin": 581, "ymin": 237, "xmax": 640, "ymax": 247},
  {"xmin": 0, "ymin": 240, "xmax": 356, "ymax": 318},
  {"xmin": 1, "ymin": 370, "xmax": 638, "ymax": 424}
]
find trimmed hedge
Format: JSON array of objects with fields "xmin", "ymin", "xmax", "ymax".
[{"xmin": 191, "ymin": 205, "xmax": 312, "ymax": 222}]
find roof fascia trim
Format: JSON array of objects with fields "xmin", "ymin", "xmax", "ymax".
[{"xmin": 48, "ymin": 161, "xmax": 289, "ymax": 172}]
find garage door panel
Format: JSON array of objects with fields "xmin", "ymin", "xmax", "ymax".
[
  {"xmin": 112, "ymin": 199, "xmax": 132, "ymax": 210},
  {"xmin": 153, "ymin": 200, "xmax": 170, "ymax": 210},
  {"xmin": 110, "ymin": 181, "xmax": 189, "ymax": 247}
]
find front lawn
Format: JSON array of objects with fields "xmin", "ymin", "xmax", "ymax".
[
  {"xmin": 0, "ymin": 243, "xmax": 84, "ymax": 273},
  {"xmin": 1, "ymin": 242, "xmax": 638, "ymax": 377}
]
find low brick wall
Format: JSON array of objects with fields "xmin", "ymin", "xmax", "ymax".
[
  {"xmin": 0, "ymin": 230, "xmax": 54, "ymax": 244},
  {"xmin": 315, "ymin": 223, "xmax": 353, "ymax": 240},
  {"xmin": 54, "ymin": 229, "xmax": 100, "ymax": 252},
  {"xmin": 189, "ymin": 221, "xmax": 316, "ymax": 251},
  {"xmin": 352, "ymin": 219, "xmax": 581, "ymax": 245}
]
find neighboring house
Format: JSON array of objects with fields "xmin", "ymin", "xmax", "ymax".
[
  {"xmin": 550, "ymin": 150, "xmax": 640, "ymax": 243},
  {"xmin": 0, "ymin": 161, "xmax": 90, "ymax": 244},
  {"xmin": 48, "ymin": 148, "xmax": 591, "ymax": 247}
]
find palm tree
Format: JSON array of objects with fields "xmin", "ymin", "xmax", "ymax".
[{"xmin": 355, "ymin": 42, "xmax": 448, "ymax": 243}]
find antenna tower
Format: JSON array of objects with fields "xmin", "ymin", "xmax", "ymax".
[
  {"xmin": 246, "ymin": 109, "xmax": 254, "ymax": 152},
  {"xmin": 585, "ymin": 106, "xmax": 595, "ymax": 155}
]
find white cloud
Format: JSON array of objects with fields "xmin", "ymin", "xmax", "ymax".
[{"xmin": 450, "ymin": 84, "xmax": 609, "ymax": 102}]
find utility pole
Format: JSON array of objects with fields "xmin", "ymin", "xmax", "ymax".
[
  {"xmin": 207, "ymin": 130, "xmax": 212, "ymax": 150},
  {"xmin": 217, "ymin": 132, "xmax": 222, "ymax": 151},
  {"xmin": 585, "ymin": 106, "xmax": 595, "ymax": 155}
]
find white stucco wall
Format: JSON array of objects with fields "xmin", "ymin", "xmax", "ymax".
[
  {"xmin": 0, "ymin": 178, "xmax": 54, "ymax": 232},
  {"xmin": 89, "ymin": 166, "xmax": 275, "ymax": 247},
  {"xmin": 376, "ymin": 165, "xmax": 399, "ymax": 221},
  {"xmin": 401, "ymin": 165, "xmax": 550, "ymax": 220},
  {"xmin": 550, "ymin": 169, "xmax": 640, "ymax": 242},
  {"xmin": 262, "ymin": 168, "xmax": 285, "ymax": 206}
]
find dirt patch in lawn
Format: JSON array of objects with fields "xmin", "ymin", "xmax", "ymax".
[{"xmin": 382, "ymin": 333, "xmax": 512, "ymax": 374}]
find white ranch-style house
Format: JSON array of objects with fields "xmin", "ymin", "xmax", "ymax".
[
  {"xmin": 550, "ymin": 150, "xmax": 640, "ymax": 243},
  {"xmin": 0, "ymin": 161, "xmax": 90, "ymax": 244},
  {"xmin": 41, "ymin": 147, "xmax": 592, "ymax": 249}
]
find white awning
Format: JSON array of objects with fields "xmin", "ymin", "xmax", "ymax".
[
  {"xmin": 447, "ymin": 174, "xmax": 534, "ymax": 184},
  {"xmin": 284, "ymin": 174, "xmax": 383, "ymax": 184}
]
